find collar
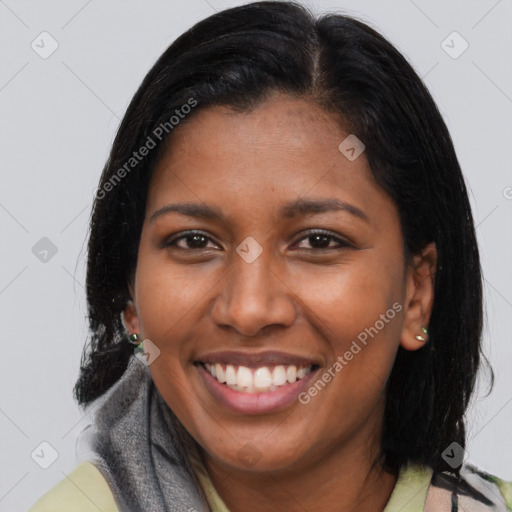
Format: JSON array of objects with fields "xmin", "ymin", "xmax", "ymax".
[{"xmin": 188, "ymin": 446, "xmax": 433, "ymax": 512}]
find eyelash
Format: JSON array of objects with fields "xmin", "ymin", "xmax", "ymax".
[{"xmin": 163, "ymin": 229, "xmax": 353, "ymax": 252}]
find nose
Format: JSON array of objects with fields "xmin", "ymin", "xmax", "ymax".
[{"xmin": 210, "ymin": 249, "xmax": 296, "ymax": 337}]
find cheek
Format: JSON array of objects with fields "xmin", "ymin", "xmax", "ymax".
[
  {"xmin": 134, "ymin": 249, "xmax": 205, "ymax": 341},
  {"xmin": 291, "ymin": 252, "xmax": 403, "ymax": 339},
  {"xmin": 292, "ymin": 253, "xmax": 403, "ymax": 404},
  {"xmin": 133, "ymin": 260, "xmax": 205, "ymax": 425}
]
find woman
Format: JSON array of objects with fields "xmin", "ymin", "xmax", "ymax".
[{"xmin": 29, "ymin": 1, "xmax": 511, "ymax": 511}]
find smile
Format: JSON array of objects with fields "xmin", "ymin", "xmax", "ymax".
[
  {"xmin": 194, "ymin": 351, "xmax": 322, "ymax": 414},
  {"xmin": 201, "ymin": 362, "xmax": 315, "ymax": 393}
]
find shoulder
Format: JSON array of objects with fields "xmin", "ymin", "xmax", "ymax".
[
  {"xmin": 425, "ymin": 462, "xmax": 512, "ymax": 511},
  {"xmin": 28, "ymin": 461, "xmax": 118, "ymax": 512}
]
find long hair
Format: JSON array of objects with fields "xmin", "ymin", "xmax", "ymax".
[{"xmin": 74, "ymin": 1, "xmax": 488, "ymax": 474}]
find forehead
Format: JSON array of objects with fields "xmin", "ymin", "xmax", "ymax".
[
  {"xmin": 156, "ymin": 94, "xmax": 354, "ymax": 175},
  {"xmin": 147, "ymin": 94, "xmax": 392, "ymax": 227}
]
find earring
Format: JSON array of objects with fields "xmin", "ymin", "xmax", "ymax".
[
  {"xmin": 127, "ymin": 332, "xmax": 143, "ymax": 350},
  {"xmin": 415, "ymin": 326, "xmax": 428, "ymax": 342}
]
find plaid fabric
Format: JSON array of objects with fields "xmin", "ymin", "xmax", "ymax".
[{"xmin": 424, "ymin": 464, "xmax": 512, "ymax": 512}]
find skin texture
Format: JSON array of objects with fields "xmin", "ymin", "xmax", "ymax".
[{"xmin": 123, "ymin": 93, "xmax": 437, "ymax": 512}]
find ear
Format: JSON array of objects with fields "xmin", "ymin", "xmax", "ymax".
[
  {"xmin": 122, "ymin": 300, "xmax": 140, "ymax": 334},
  {"xmin": 122, "ymin": 281, "xmax": 140, "ymax": 334},
  {"xmin": 400, "ymin": 242, "xmax": 437, "ymax": 351}
]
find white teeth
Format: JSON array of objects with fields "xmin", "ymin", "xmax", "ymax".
[
  {"xmin": 272, "ymin": 366, "xmax": 287, "ymax": 386},
  {"xmin": 297, "ymin": 367, "xmax": 308, "ymax": 379},
  {"xmin": 286, "ymin": 365, "xmax": 297, "ymax": 383},
  {"xmin": 225, "ymin": 364, "xmax": 237, "ymax": 385},
  {"xmin": 254, "ymin": 367, "xmax": 272, "ymax": 390},
  {"xmin": 203, "ymin": 363, "xmax": 313, "ymax": 392},
  {"xmin": 237, "ymin": 366, "xmax": 253, "ymax": 388},
  {"xmin": 215, "ymin": 363, "xmax": 226, "ymax": 383}
]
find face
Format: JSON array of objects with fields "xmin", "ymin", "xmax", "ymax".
[{"xmin": 124, "ymin": 94, "xmax": 435, "ymax": 474}]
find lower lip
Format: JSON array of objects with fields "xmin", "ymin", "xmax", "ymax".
[{"xmin": 196, "ymin": 364, "xmax": 320, "ymax": 415}]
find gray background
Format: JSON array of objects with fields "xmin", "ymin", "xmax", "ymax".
[{"xmin": 0, "ymin": 0, "xmax": 511, "ymax": 510}]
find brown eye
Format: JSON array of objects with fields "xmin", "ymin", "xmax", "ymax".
[
  {"xmin": 163, "ymin": 230, "xmax": 219, "ymax": 250},
  {"xmin": 162, "ymin": 229, "xmax": 352, "ymax": 252},
  {"xmin": 294, "ymin": 230, "xmax": 353, "ymax": 251}
]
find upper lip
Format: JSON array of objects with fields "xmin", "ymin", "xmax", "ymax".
[{"xmin": 195, "ymin": 350, "xmax": 322, "ymax": 368}]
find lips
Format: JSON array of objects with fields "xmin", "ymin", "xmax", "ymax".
[
  {"xmin": 195, "ymin": 350, "xmax": 321, "ymax": 368},
  {"xmin": 194, "ymin": 350, "xmax": 321, "ymax": 414}
]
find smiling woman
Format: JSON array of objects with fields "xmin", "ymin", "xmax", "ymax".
[{"xmin": 28, "ymin": 1, "xmax": 511, "ymax": 512}]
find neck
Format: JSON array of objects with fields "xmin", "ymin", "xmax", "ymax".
[{"xmin": 202, "ymin": 431, "xmax": 398, "ymax": 512}]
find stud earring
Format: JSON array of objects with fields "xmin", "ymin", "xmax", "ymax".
[
  {"xmin": 127, "ymin": 332, "xmax": 143, "ymax": 352},
  {"xmin": 415, "ymin": 326, "xmax": 428, "ymax": 342}
]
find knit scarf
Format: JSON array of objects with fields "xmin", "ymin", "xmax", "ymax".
[{"xmin": 76, "ymin": 357, "xmax": 210, "ymax": 512}]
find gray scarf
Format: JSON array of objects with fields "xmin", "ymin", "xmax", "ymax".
[{"xmin": 76, "ymin": 358, "xmax": 211, "ymax": 512}]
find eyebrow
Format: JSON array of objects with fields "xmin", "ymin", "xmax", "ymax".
[{"xmin": 149, "ymin": 197, "xmax": 369, "ymax": 224}]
